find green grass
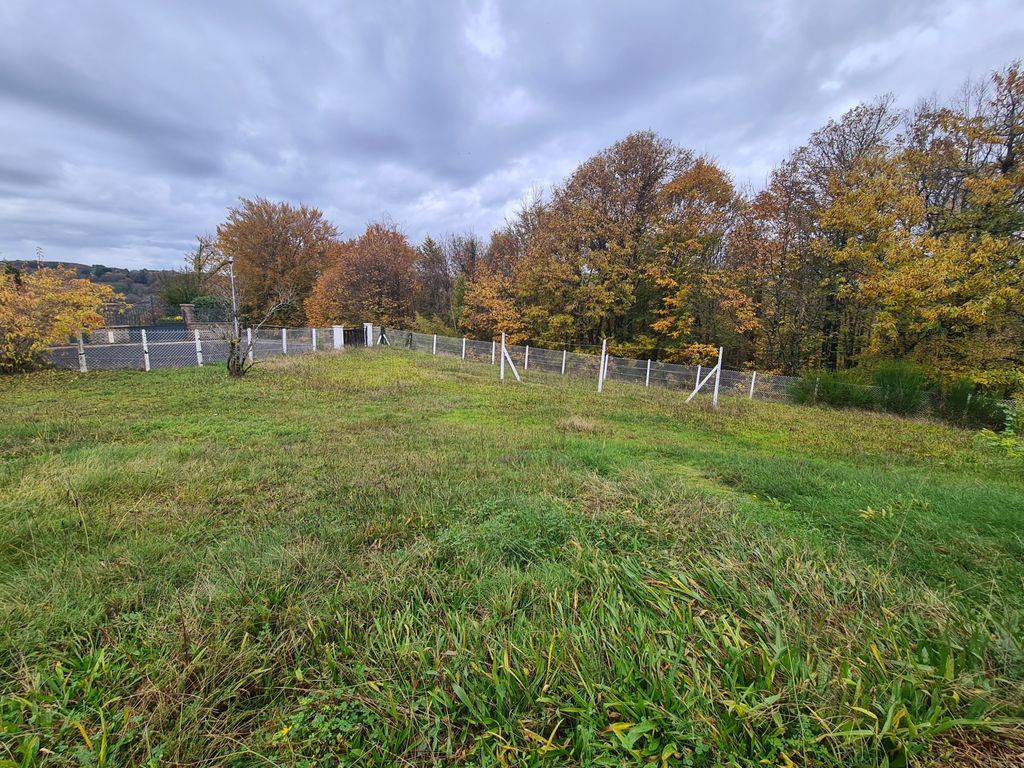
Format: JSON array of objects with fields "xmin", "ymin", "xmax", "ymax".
[{"xmin": 1, "ymin": 350, "xmax": 1022, "ymax": 767}]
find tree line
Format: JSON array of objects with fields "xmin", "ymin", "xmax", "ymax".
[{"xmin": 170, "ymin": 60, "xmax": 1023, "ymax": 393}]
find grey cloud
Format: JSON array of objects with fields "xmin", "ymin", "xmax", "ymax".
[{"xmin": 0, "ymin": 0, "xmax": 1022, "ymax": 268}]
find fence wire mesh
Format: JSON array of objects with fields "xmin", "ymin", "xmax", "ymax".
[
  {"xmin": 373, "ymin": 327, "xmax": 966, "ymax": 409},
  {"xmin": 44, "ymin": 325, "xmax": 362, "ymax": 372},
  {"xmin": 379, "ymin": 328, "xmax": 775, "ymax": 403}
]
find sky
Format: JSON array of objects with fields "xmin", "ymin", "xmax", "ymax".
[{"xmin": 1, "ymin": 1, "xmax": 1023, "ymax": 270}]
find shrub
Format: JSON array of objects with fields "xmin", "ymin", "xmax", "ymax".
[
  {"xmin": 788, "ymin": 376, "xmax": 817, "ymax": 405},
  {"xmin": 192, "ymin": 294, "xmax": 229, "ymax": 322},
  {"xmin": 938, "ymin": 378, "xmax": 1005, "ymax": 429},
  {"xmin": 976, "ymin": 403, "xmax": 1023, "ymax": 457},
  {"xmin": 789, "ymin": 369, "xmax": 878, "ymax": 410},
  {"xmin": 872, "ymin": 361, "xmax": 930, "ymax": 416}
]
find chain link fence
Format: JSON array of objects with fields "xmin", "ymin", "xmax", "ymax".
[
  {"xmin": 45, "ymin": 322, "xmax": 864, "ymax": 407},
  {"xmin": 379, "ymin": 327, "xmax": 817, "ymax": 404},
  {"xmin": 45, "ymin": 325, "xmax": 367, "ymax": 372},
  {"xmin": 51, "ymin": 323, "xmax": 1008, "ymax": 414}
]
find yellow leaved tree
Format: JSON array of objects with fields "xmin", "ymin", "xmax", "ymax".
[{"xmin": 0, "ymin": 264, "xmax": 117, "ymax": 373}]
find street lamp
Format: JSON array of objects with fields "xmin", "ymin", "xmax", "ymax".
[{"xmin": 227, "ymin": 256, "xmax": 239, "ymax": 338}]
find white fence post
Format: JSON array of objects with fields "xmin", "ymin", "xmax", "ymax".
[
  {"xmin": 749, "ymin": 371, "xmax": 757, "ymax": 400},
  {"xmin": 645, "ymin": 358, "xmax": 651, "ymax": 388},
  {"xmin": 247, "ymin": 328, "xmax": 253, "ymax": 363},
  {"xmin": 461, "ymin": 337, "xmax": 466, "ymax": 360},
  {"xmin": 499, "ymin": 332, "xmax": 521, "ymax": 382},
  {"xmin": 107, "ymin": 329, "xmax": 114, "ymax": 344},
  {"xmin": 281, "ymin": 328, "xmax": 288, "ymax": 355},
  {"xmin": 712, "ymin": 346, "xmax": 723, "ymax": 407},
  {"xmin": 500, "ymin": 333, "xmax": 506, "ymax": 381},
  {"xmin": 364, "ymin": 322, "xmax": 373, "ymax": 346},
  {"xmin": 561, "ymin": 349, "xmax": 567, "ymax": 375},
  {"xmin": 597, "ymin": 338, "xmax": 607, "ymax": 393},
  {"xmin": 524, "ymin": 345, "xmax": 529, "ymax": 370},
  {"xmin": 141, "ymin": 330, "xmax": 150, "ymax": 372},
  {"xmin": 194, "ymin": 330, "xmax": 204, "ymax": 366},
  {"xmin": 311, "ymin": 328, "xmax": 318, "ymax": 352},
  {"xmin": 491, "ymin": 340, "xmax": 495, "ymax": 364},
  {"xmin": 77, "ymin": 333, "xmax": 88, "ymax": 373},
  {"xmin": 686, "ymin": 353, "xmax": 722, "ymax": 405},
  {"xmin": 432, "ymin": 334, "xmax": 437, "ymax": 355},
  {"xmin": 332, "ymin": 326, "xmax": 341, "ymax": 350}
]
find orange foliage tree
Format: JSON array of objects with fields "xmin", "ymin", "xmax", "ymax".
[
  {"xmin": 217, "ymin": 197, "xmax": 338, "ymax": 326},
  {"xmin": 306, "ymin": 223, "xmax": 419, "ymax": 327}
]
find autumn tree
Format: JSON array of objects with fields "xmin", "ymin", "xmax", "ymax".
[
  {"xmin": 649, "ymin": 158, "xmax": 759, "ymax": 362},
  {"xmin": 217, "ymin": 197, "xmax": 338, "ymax": 325},
  {"xmin": 306, "ymin": 222, "xmax": 418, "ymax": 327},
  {"xmin": 820, "ymin": 64, "xmax": 1024, "ymax": 389},
  {"xmin": 514, "ymin": 131, "xmax": 694, "ymax": 345},
  {"xmin": 459, "ymin": 193, "xmax": 543, "ymax": 341},
  {"xmin": 460, "ymin": 264, "xmax": 528, "ymax": 342},
  {"xmin": 738, "ymin": 98, "xmax": 902, "ymax": 372},
  {"xmin": 0, "ymin": 263, "xmax": 117, "ymax": 372}
]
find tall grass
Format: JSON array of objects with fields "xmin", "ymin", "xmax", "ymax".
[
  {"xmin": 789, "ymin": 369, "xmax": 879, "ymax": 409},
  {"xmin": 872, "ymin": 361, "xmax": 931, "ymax": 416},
  {"xmin": 938, "ymin": 377, "xmax": 1006, "ymax": 429}
]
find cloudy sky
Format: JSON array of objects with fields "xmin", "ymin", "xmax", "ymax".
[{"xmin": 1, "ymin": 0, "xmax": 1022, "ymax": 269}]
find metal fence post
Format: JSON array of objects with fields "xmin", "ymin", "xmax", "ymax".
[
  {"xmin": 247, "ymin": 328, "xmax": 253, "ymax": 363},
  {"xmin": 645, "ymin": 358, "xmax": 651, "ymax": 388},
  {"xmin": 141, "ymin": 329, "xmax": 150, "ymax": 372},
  {"xmin": 194, "ymin": 330, "xmax": 204, "ymax": 366},
  {"xmin": 524, "ymin": 345, "xmax": 529, "ymax": 370},
  {"xmin": 432, "ymin": 334, "xmax": 437, "ymax": 355},
  {"xmin": 282, "ymin": 328, "xmax": 288, "ymax": 355},
  {"xmin": 311, "ymin": 327, "xmax": 318, "ymax": 352},
  {"xmin": 491, "ymin": 340, "xmax": 495, "ymax": 364},
  {"xmin": 749, "ymin": 371, "xmax": 757, "ymax": 399},
  {"xmin": 462, "ymin": 337, "xmax": 466, "ymax": 360},
  {"xmin": 560, "ymin": 349, "xmax": 567, "ymax": 375},
  {"xmin": 77, "ymin": 333, "xmax": 88, "ymax": 373},
  {"xmin": 597, "ymin": 338, "xmax": 607, "ymax": 393},
  {"xmin": 712, "ymin": 346, "xmax": 723, "ymax": 407},
  {"xmin": 107, "ymin": 329, "xmax": 114, "ymax": 344}
]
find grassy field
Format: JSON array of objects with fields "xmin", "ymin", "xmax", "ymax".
[{"xmin": 1, "ymin": 349, "xmax": 1022, "ymax": 767}]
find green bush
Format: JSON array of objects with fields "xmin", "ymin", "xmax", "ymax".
[
  {"xmin": 789, "ymin": 370, "xmax": 878, "ymax": 410},
  {"xmin": 159, "ymin": 270, "xmax": 203, "ymax": 308},
  {"xmin": 872, "ymin": 361, "xmax": 930, "ymax": 416},
  {"xmin": 192, "ymin": 294, "xmax": 229, "ymax": 322},
  {"xmin": 788, "ymin": 377, "xmax": 817, "ymax": 405},
  {"xmin": 938, "ymin": 378, "xmax": 1005, "ymax": 429}
]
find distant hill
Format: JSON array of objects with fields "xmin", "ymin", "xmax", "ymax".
[{"xmin": 4, "ymin": 260, "xmax": 177, "ymax": 311}]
